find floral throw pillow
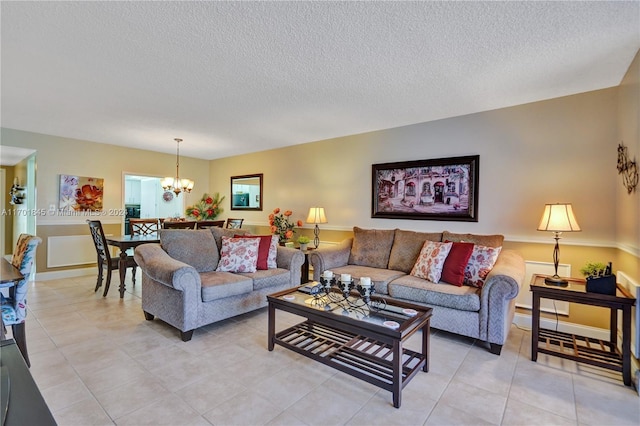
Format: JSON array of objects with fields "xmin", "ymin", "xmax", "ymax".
[
  {"xmin": 463, "ymin": 245, "xmax": 502, "ymax": 288},
  {"xmin": 234, "ymin": 234, "xmax": 271, "ymax": 270},
  {"xmin": 216, "ymin": 236, "xmax": 260, "ymax": 273},
  {"xmin": 267, "ymin": 235, "xmax": 278, "ymax": 269},
  {"xmin": 410, "ymin": 241, "xmax": 453, "ymax": 283}
]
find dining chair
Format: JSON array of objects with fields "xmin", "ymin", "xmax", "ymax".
[
  {"xmin": 196, "ymin": 220, "xmax": 225, "ymax": 229},
  {"xmin": 87, "ymin": 220, "xmax": 137, "ymax": 297},
  {"xmin": 163, "ymin": 221, "xmax": 197, "ymax": 229},
  {"xmin": 0, "ymin": 233, "xmax": 41, "ymax": 367},
  {"xmin": 130, "ymin": 218, "xmax": 160, "ymax": 235},
  {"xmin": 225, "ymin": 218, "xmax": 244, "ymax": 229}
]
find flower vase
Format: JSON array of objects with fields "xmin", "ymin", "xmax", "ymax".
[{"xmin": 299, "ymin": 243, "xmax": 308, "ymax": 251}]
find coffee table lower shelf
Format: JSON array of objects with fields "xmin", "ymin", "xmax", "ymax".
[
  {"xmin": 274, "ymin": 320, "xmax": 425, "ymax": 397},
  {"xmin": 537, "ymin": 329, "xmax": 623, "ymax": 373}
]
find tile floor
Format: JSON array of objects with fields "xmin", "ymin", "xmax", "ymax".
[{"xmin": 8, "ymin": 273, "xmax": 640, "ymax": 425}]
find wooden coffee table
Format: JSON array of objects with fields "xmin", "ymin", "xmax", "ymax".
[{"xmin": 267, "ymin": 285, "xmax": 432, "ymax": 408}]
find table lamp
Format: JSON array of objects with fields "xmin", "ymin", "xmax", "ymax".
[
  {"xmin": 537, "ymin": 203, "xmax": 581, "ymax": 285},
  {"xmin": 306, "ymin": 207, "xmax": 328, "ymax": 248}
]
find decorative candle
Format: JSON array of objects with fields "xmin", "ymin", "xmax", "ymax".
[
  {"xmin": 360, "ymin": 277, "xmax": 371, "ymax": 287},
  {"xmin": 323, "ymin": 270, "xmax": 334, "ymax": 279},
  {"xmin": 341, "ymin": 273, "xmax": 351, "ymax": 282}
]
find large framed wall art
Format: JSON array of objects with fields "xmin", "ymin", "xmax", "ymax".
[{"xmin": 372, "ymin": 155, "xmax": 479, "ymax": 222}]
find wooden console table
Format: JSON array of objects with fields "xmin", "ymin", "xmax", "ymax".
[{"xmin": 530, "ymin": 274, "xmax": 636, "ymax": 385}]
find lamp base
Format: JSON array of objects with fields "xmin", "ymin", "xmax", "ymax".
[{"xmin": 544, "ymin": 275, "xmax": 569, "ymax": 286}]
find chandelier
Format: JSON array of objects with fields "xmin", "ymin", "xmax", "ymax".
[{"xmin": 161, "ymin": 138, "xmax": 194, "ymax": 195}]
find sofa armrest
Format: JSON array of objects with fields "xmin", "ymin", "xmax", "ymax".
[
  {"xmin": 484, "ymin": 250, "xmax": 525, "ymax": 299},
  {"xmin": 309, "ymin": 238, "xmax": 354, "ymax": 280},
  {"xmin": 133, "ymin": 243, "xmax": 201, "ymax": 292},
  {"xmin": 479, "ymin": 249, "xmax": 526, "ymax": 344},
  {"xmin": 276, "ymin": 246, "xmax": 305, "ymax": 285}
]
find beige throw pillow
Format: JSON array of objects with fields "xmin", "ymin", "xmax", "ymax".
[
  {"xmin": 348, "ymin": 227, "xmax": 396, "ymax": 269},
  {"xmin": 442, "ymin": 231, "xmax": 504, "ymax": 248},
  {"xmin": 388, "ymin": 229, "xmax": 443, "ymax": 273},
  {"xmin": 160, "ymin": 229, "xmax": 219, "ymax": 272}
]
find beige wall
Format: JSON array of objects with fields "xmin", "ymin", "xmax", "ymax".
[
  {"xmin": 0, "ymin": 129, "xmax": 211, "ymax": 271},
  {"xmin": 1, "ymin": 165, "xmax": 16, "ymax": 253},
  {"xmin": 209, "ymin": 70, "xmax": 639, "ymax": 329},
  {"xmin": 616, "ymin": 50, "xmax": 640, "ymax": 281},
  {"xmin": 210, "ymin": 88, "xmax": 620, "ymax": 247}
]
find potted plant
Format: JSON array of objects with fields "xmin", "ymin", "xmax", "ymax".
[
  {"xmin": 580, "ymin": 261, "xmax": 615, "ymax": 295},
  {"xmin": 297, "ymin": 235, "xmax": 310, "ymax": 251},
  {"xmin": 579, "ymin": 261, "xmax": 607, "ymax": 278}
]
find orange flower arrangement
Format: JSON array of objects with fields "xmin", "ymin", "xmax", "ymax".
[{"xmin": 268, "ymin": 208, "xmax": 303, "ymax": 243}]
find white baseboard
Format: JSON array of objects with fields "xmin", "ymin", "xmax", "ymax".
[
  {"xmin": 35, "ymin": 266, "xmax": 96, "ymax": 281},
  {"xmin": 513, "ymin": 312, "xmax": 610, "ymax": 341}
]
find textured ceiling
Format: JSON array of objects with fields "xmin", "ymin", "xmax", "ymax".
[{"xmin": 1, "ymin": 1, "xmax": 639, "ymax": 161}]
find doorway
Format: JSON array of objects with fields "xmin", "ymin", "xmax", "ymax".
[{"xmin": 123, "ymin": 174, "xmax": 184, "ymax": 234}]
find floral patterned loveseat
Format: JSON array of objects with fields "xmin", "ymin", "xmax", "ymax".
[{"xmin": 309, "ymin": 227, "xmax": 525, "ymax": 355}]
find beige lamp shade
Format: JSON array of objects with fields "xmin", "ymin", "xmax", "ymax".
[
  {"xmin": 537, "ymin": 203, "xmax": 581, "ymax": 232},
  {"xmin": 306, "ymin": 207, "xmax": 328, "ymax": 224}
]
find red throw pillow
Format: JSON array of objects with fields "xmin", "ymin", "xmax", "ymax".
[
  {"xmin": 234, "ymin": 234, "xmax": 271, "ymax": 270},
  {"xmin": 440, "ymin": 241, "xmax": 474, "ymax": 286}
]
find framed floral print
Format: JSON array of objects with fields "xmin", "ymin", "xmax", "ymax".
[{"xmin": 59, "ymin": 175, "xmax": 104, "ymax": 212}]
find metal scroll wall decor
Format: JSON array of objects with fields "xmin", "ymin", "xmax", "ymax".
[{"xmin": 617, "ymin": 142, "xmax": 638, "ymax": 194}]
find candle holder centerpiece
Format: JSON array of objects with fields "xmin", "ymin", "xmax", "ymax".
[{"xmin": 315, "ymin": 271, "xmax": 386, "ymax": 315}]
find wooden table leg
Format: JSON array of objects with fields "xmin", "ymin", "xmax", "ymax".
[
  {"xmin": 422, "ymin": 319, "xmax": 430, "ymax": 373},
  {"xmin": 392, "ymin": 339, "xmax": 402, "ymax": 408},
  {"xmin": 531, "ymin": 292, "xmax": 540, "ymax": 362},
  {"xmin": 268, "ymin": 302, "xmax": 275, "ymax": 351},
  {"xmin": 610, "ymin": 307, "xmax": 618, "ymax": 347},
  {"xmin": 118, "ymin": 251, "xmax": 127, "ymax": 298},
  {"xmin": 622, "ymin": 305, "xmax": 631, "ymax": 386}
]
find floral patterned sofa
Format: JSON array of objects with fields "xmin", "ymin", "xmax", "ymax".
[
  {"xmin": 134, "ymin": 227, "xmax": 304, "ymax": 341},
  {"xmin": 309, "ymin": 227, "xmax": 525, "ymax": 354}
]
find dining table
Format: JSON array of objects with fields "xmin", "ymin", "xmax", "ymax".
[
  {"xmin": 105, "ymin": 234, "xmax": 160, "ymax": 298},
  {"xmin": 0, "ymin": 258, "xmax": 24, "ymax": 340}
]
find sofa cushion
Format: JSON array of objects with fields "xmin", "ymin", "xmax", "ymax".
[
  {"xmin": 410, "ymin": 241, "xmax": 453, "ymax": 283},
  {"xmin": 388, "ymin": 275, "xmax": 481, "ymax": 312},
  {"xmin": 464, "ymin": 245, "xmax": 502, "ymax": 288},
  {"xmin": 210, "ymin": 227, "xmax": 248, "ymax": 251},
  {"xmin": 216, "ymin": 236, "xmax": 260, "ymax": 273},
  {"xmin": 348, "ymin": 227, "xmax": 396, "ymax": 269},
  {"xmin": 200, "ymin": 271, "xmax": 253, "ymax": 302},
  {"xmin": 442, "ymin": 231, "xmax": 504, "ymax": 248},
  {"xmin": 388, "ymin": 230, "xmax": 443, "ymax": 273},
  {"xmin": 160, "ymin": 229, "xmax": 219, "ymax": 273},
  {"xmin": 239, "ymin": 268, "xmax": 291, "ymax": 291},
  {"xmin": 440, "ymin": 241, "xmax": 475, "ymax": 286},
  {"xmin": 325, "ymin": 265, "xmax": 405, "ymax": 295}
]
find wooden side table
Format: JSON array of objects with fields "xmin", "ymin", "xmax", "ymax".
[
  {"xmin": 530, "ymin": 274, "xmax": 636, "ymax": 385},
  {"xmin": 300, "ymin": 248, "xmax": 313, "ymax": 284}
]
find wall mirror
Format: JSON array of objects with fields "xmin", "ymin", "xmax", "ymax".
[{"xmin": 230, "ymin": 173, "xmax": 263, "ymax": 210}]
